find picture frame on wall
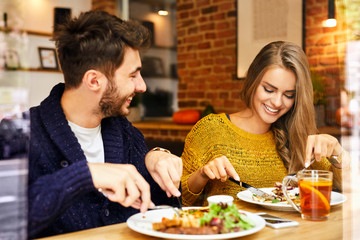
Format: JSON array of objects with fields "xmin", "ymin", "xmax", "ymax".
[
  {"xmin": 141, "ymin": 56, "xmax": 165, "ymax": 77},
  {"xmin": 38, "ymin": 47, "xmax": 59, "ymax": 70},
  {"xmin": 5, "ymin": 50, "xmax": 20, "ymax": 70},
  {"xmin": 236, "ymin": 0, "xmax": 304, "ymax": 79}
]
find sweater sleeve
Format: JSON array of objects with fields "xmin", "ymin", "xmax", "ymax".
[
  {"xmin": 28, "ymin": 107, "xmax": 96, "ymax": 237},
  {"xmin": 181, "ymin": 145, "xmax": 204, "ymax": 206},
  {"xmin": 28, "ymin": 160, "xmax": 95, "ymax": 237},
  {"xmin": 180, "ymin": 115, "xmax": 220, "ymax": 206}
]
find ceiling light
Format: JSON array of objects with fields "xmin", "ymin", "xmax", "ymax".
[
  {"xmin": 322, "ymin": 0, "xmax": 336, "ymax": 27},
  {"xmin": 322, "ymin": 18, "xmax": 337, "ymax": 27},
  {"xmin": 158, "ymin": 10, "xmax": 168, "ymax": 16}
]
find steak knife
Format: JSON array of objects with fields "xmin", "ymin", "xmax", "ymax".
[{"xmin": 228, "ymin": 177, "xmax": 274, "ymax": 200}]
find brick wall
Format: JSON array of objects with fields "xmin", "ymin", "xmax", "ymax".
[
  {"xmin": 177, "ymin": 0, "xmax": 242, "ymax": 114},
  {"xmin": 92, "ymin": 0, "xmax": 354, "ymax": 140},
  {"xmin": 305, "ymin": 0, "xmax": 348, "ymax": 125},
  {"xmin": 177, "ymin": 0, "xmax": 348, "ymax": 126}
]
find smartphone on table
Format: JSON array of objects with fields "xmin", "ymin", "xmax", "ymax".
[{"xmin": 257, "ymin": 213, "xmax": 299, "ymax": 229}]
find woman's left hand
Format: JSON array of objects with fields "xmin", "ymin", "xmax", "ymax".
[{"xmin": 305, "ymin": 134, "xmax": 343, "ymax": 167}]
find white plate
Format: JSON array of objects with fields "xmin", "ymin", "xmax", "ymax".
[
  {"xmin": 126, "ymin": 207, "xmax": 265, "ymax": 240},
  {"xmin": 237, "ymin": 188, "xmax": 347, "ymax": 212}
]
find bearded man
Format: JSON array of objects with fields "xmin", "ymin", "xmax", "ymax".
[{"xmin": 28, "ymin": 10, "xmax": 182, "ymax": 239}]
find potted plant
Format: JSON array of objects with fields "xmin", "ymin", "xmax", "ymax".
[{"xmin": 311, "ymin": 70, "xmax": 326, "ymax": 127}]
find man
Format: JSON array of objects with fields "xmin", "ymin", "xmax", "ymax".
[{"xmin": 28, "ymin": 11, "xmax": 182, "ymax": 238}]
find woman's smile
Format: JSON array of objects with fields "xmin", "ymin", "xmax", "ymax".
[{"xmin": 263, "ymin": 104, "xmax": 280, "ymax": 114}]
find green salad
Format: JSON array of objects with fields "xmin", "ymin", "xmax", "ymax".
[{"xmin": 199, "ymin": 203, "xmax": 255, "ymax": 234}]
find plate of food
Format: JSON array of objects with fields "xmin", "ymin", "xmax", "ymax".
[
  {"xmin": 127, "ymin": 203, "xmax": 265, "ymax": 239},
  {"xmin": 237, "ymin": 183, "xmax": 347, "ymax": 211}
]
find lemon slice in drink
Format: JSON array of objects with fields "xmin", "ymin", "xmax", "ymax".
[{"xmin": 299, "ymin": 180, "xmax": 331, "ymax": 211}]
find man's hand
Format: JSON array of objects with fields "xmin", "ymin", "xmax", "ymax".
[
  {"xmin": 145, "ymin": 150, "xmax": 182, "ymax": 197},
  {"xmin": 87, "ymin": 163, "xmax": 154, "ymax": 213}
]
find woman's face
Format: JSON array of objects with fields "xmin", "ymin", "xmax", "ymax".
[{"xmin": 253, "ymin": 67, "xmax": 296, "ymax": 127}]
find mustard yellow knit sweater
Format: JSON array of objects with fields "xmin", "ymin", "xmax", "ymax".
[{"xmin": 181, "ymin": 113, "xmax": 338, "ymax": 206}]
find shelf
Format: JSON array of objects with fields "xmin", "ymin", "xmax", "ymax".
[
  {"xmin": 5, "ymin": 68, "xmax": 61, "ymax": 73},
  {"xmin": 0, "ymin": 27, "xmax": 52, "ymax": 37},
  {"xmin": 26, "ymin": 30, "xmax": 52, "ymax": 37}
]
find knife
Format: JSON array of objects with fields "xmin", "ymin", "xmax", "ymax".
[{"xmin": 228, "ymin": 177, "xmax": 274, "ymax": 200}]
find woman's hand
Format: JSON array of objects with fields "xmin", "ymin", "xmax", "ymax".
[
  {"xmin": 145, "ymin": 150, "xmax": 182, "ymax": 198},
  {"xmin": 187, "ymin": 155, "xmax": 239, "ymax": 194},
  {"xmin": 200, "ymin": 155, "xmax": 240, "ymax": 182},
  {"xmin": 305, "ymin": 134, "xmax": 343, "ymax": 168}
]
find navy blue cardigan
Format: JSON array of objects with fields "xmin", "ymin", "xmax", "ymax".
[{"xmin": 28, "ymin": 83, "xmax": 175, "ymax": 238}]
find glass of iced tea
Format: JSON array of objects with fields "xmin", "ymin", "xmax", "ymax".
[{"xmin": 282, "ymin": 170, "xmax": 333, "ymax": 221}]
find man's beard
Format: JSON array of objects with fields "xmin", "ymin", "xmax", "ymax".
[{"xmin": 99, "ymin": 81, "xmax": 129, "ymax": 118}]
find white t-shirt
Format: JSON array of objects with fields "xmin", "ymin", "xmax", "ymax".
[{"xmin": 68, "ymin": 121, "xmax": 105, "ymax": 163}]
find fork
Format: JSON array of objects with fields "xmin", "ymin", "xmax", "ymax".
[{"xmin": 302, "ymin": 158, "xmax": 315, "ymax": 171}]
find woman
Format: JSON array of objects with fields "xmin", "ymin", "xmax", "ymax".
[{"xmin": 181, "ymin": 41, "xmax": 349, "ymax": 206}]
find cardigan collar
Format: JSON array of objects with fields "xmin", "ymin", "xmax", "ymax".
[{"xmin": 38, "ymin": 83, "xmax": 125, "ymax": 164}]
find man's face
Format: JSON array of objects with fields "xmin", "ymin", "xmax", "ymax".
[{"xmin": 99, "ymin": 47, "xmax": 146, "ymax": 117}]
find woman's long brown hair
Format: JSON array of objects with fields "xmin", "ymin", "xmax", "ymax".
[{"xmin": 240, "ymin": 41, "xmax": 317, "ymax": 174}]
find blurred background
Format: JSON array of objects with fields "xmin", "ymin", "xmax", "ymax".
[{"xmin": 0, "ymin": 0, "xmax": 359, "ymax": 239}]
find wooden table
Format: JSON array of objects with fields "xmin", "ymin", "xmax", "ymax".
[{"xmin": 38, "ymin": 197, "xmax": 353, "ymax": 240}]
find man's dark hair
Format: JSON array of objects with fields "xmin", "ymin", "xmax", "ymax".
[{"xmin": 52, "ymin": 10, "xmax": 151, "ymax": 88}]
